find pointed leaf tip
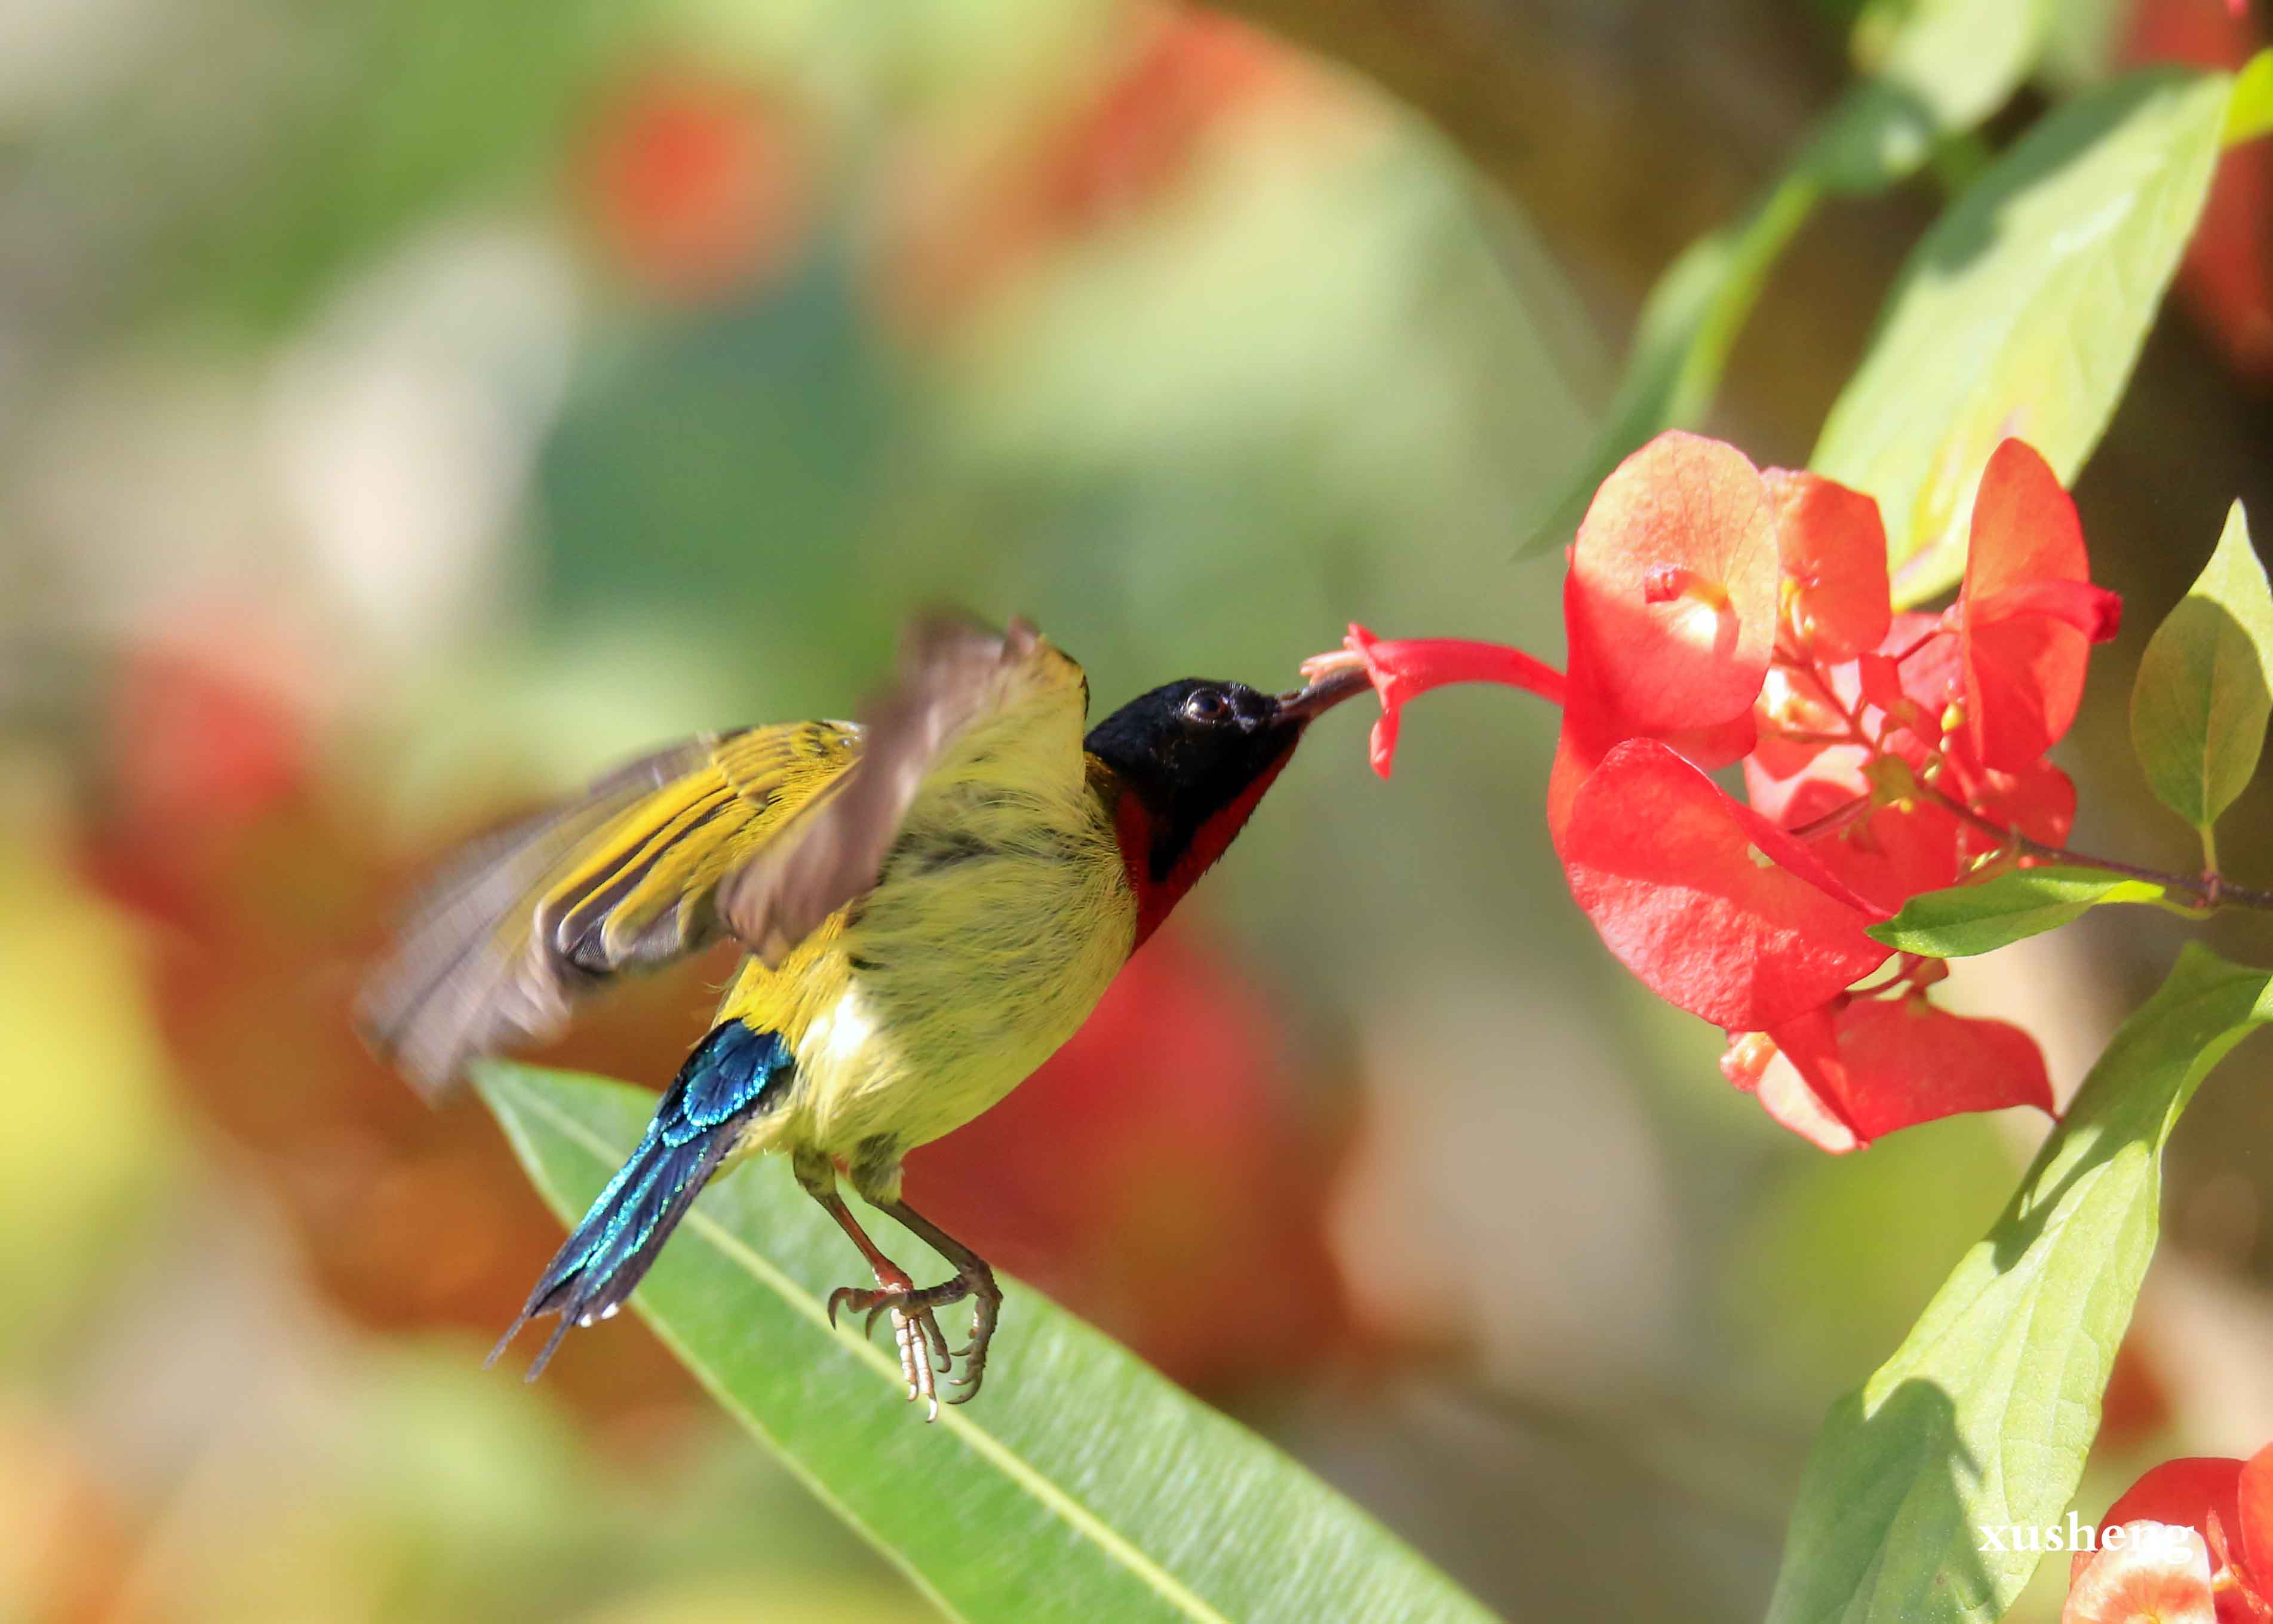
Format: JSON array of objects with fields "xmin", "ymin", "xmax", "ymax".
[{"xmin": 2133, "ymin": 501, "xmax": 2273, "ymax": 833}]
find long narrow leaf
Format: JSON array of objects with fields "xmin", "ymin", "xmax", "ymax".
[{"xmin": 478, "ymin": 1062, "xmax": 1500, "ymax": 1624}]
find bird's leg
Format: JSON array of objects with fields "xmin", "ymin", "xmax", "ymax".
[
  {"xmin": 872, "ymin": 1196, "xmax": 1002, "ymax": 1407},
  {"xmin": 794, "ymin": 1152, "xmax": 949, "ymax": 1415},
  {"xmin": 810, "ymin": 1147, "xmax": 1002, "ymax": 1414}
]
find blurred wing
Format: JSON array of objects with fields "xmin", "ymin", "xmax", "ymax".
[
  {"xmin": 720, "ymin": 614, "xmax": 1089, "ymax": 965},
  {"xmin": 359, "ymin": 723, "xmax": 859, "ymax": 1098}
]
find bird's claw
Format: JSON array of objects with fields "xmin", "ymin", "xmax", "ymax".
[
  {"xmin": 943, "ymin": 1278, "xmax": 1001, "ymax": 1405},
  {"xmin": 827, "ymin": 1269, "xmax": 1000, "ymax": 1419}
]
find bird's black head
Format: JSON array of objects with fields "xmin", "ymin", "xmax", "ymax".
[
  {"xmin": 1085, "ymin": 678, "xmax": 1302, "ymax": 879},
  {"xmin": 1084, "ymin": 666, "xmax": 1368, "ymax": 923}
]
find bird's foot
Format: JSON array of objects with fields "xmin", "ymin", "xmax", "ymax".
[
  {"xmin": 948, "ymin": 1266, "xmax": 1001, "ymax": 1404},
  {"xmin": 827, "ymin": 1264, "xmax": 1000, "ymax": 1418}
]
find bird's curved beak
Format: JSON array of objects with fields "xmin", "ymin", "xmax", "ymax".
[{"xmin": 1274, "ymin": 659, "xmax": 1373, "ymax": 722}]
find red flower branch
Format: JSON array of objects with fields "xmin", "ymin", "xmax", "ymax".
[{"xmin": 1318, "ymin": 430, "xmax": 2131, "ymax": 1151}]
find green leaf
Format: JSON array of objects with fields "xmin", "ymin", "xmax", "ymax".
[
  {"xmin": 2131, "ymin": 502, "xmax": 2273, "ymax": 836},
  {"xmin": 1813, "ymin": 69, "xmax": 2231, "ymax": 607},
  {"xmin": 477, "ymin": 1064, "xmax": 1497, "ymax": 1624},
  {"xmin": 1766, "ymin": 943, "xmax": 2273, "ymax": 1624},
  {"xmin": 1519, "ymin": 0, "xmax": 2053, "ymax": 556},
  {"xmin": 2228, "ymin": 48, "xmax": 2273, "ymax": 148},
  {"xmin": 1867, "ymin": 865, "xmax": 2167, "ymax": 956}
]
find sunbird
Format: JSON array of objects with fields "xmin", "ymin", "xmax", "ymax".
[{"xmin": 361, "ymin": 616, "xmax": 1366, "ymax": 1416}]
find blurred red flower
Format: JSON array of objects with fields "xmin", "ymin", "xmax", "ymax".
[
  {"xmin": 577, "ymin": 64, "xmax": 807, "ymax": 302},
  {"xmin": 905, "ymin": 927, "xmax": 1357, "ymax": 1392},
  {"xmin": 879, "ymin": 6, "xmax": 1313, "ymax": 334},
  {"xmin": 2125, "ymin": 0, "xmax": 2273, "ymax": 380}
]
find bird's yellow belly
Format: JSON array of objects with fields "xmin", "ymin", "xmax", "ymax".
[{"xmin": 721, "ymin": 788, "xmax": 1136, "ymax": 1178}]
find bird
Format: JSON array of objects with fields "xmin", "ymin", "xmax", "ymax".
[{"xmin": 358, "ymin": 613, "xmax": 1368, "ymax": 1417}]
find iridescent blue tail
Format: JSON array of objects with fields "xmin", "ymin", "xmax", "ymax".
[{"xmin": 492, "ymin": 1023, "xmax": 791, "ymax": 1379}]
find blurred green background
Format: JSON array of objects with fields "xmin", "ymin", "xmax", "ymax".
[{"xmin": 5, "ymin": 1, "xmax": 2273, "ymax": 1620}]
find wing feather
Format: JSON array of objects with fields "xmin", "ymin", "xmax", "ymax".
[
  {"xmin": 358, "ymin": 724, "xmax": 856, "ymax": 1097},
  {"xmin": 360, "ymin": 613, "xmax": 1089, "ymax": 1098}
]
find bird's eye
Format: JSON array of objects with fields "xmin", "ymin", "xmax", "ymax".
[{"xmin": 1181, "ymin": 689, "xmax": 1231, "ymax": 724}]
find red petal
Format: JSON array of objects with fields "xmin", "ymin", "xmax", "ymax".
[
  {"xmin": 1767, "ymin": 469, "xmax": 1891, "ymax": 660},
  {"xmin": 1546, "ymin": 670, "xmax": 1623, "ymax": 848},
  {"xmin": 1748, "ymin": 658, "xmax": 1872, "ymax": 817},
  {"xmin": 1802, "ymin": 801, "xmax": 1964, "ymax": 916},
  {"xmin": 1657, "ymin": 707, "xmax": 1759, "ymax": 772},
  {"xmin": 1566, "ymin": 431, "xmax": 1779, "ymax": 736},
  {"xmin": 1874, "ymin": 612, "xmax": 1966, "ymax": 761},
  {"xmin": 1329, "ymin": 625, "xmax": 1566, "ymax": 779},
  {"xmin": 1968, "ymin": 757, "xmax": 2079, "ymax": 856},
  {"xmin": 1857, "ymin": 652, "xmax": 1910, "ymax": 720},
  {"xmin": 1817, "ymin": 997, "xmax": 2054, "ymax": 1143},
  {"xmin": 1969, "ymin": 578, "xmax": 2123, "ymax": 643},
  {"xmin": 1966, "ymin": 602, "xmax": 2095, "ymax": 768},
  {"xmin": 1559, "ymin": 740, "xmax": 1890, "ymax": 1029},
  {"xmin": 1744, "ymin": 739, "xmax": 1871, "ymax": 827},
  {"xmin": 1744, "ymin": 655, "xmax": 1870, "ymax": 822},
  {"xmin": 2239, "ymin": 1444, "xmax": 2273, "ymax": 1606},
  {"xmin": 2080, "ymin": 1459, "xmax": 2248, "ymax": 1589},
  {"xmin": 2064, "ymin": 1524, "xmax": 2215, "ymax": 1624},
  {"xmin": 1755, "ymin": 1008, "xmax": 1862, "ymax": 1152},
  {"xmin": 1963, "ymin": 441, "xmax": 2090, "ymax": 615},
  {"xmin": 1368, "ymin": 705, "xmax": 1402, "ymax": 779},
  {"xmin": 1959, "ymin": 440, "xmax": 2100, "ymax": 769},
  {"xmin": 1744, "ymin": 741, "xmax": 1871, "ymax": 825}
]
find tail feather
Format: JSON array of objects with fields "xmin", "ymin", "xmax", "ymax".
[{"xmin": 492, "ymin": 1023, "xmax": 791, "ymax": 1379}]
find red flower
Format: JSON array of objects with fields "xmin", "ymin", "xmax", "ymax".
[
  {"xmin": 878, "ymin": 11, "xmax": 1307, "ymax": 336},
  {"xmin": 2066, "ymin": 1445, "xmax": 2273, "ymax": 1623},
  {"xmin": 578, "ymin": 66, "xmax": 807, "ymax": 302},
  {"xmin": 2124, "ymin": 0, "xmax": 2273, "ymax": 380},
  {"xmin": 905, "ymin": 926, "xmax": 1357, "ymax": 1391},
  {"xmin": 1320, "ymin": 431, "xmax": 2117, "ymax": 1152},
  {"xmin": 1954, "ymin": 440, "xmax": 2121, "ymax": 772}
]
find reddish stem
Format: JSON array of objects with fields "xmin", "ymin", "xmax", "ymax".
[
  {"xmin": 1924, "ymin": 788, "xmax": 2273, "ymax": 911},
  {"xmin": 1787, "ymin": 793, "xmax": 1873, "ymax": 842},
  {"xmin": 1887, "ymin": 625, "xmax": 1948, "ymax": 667}
]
